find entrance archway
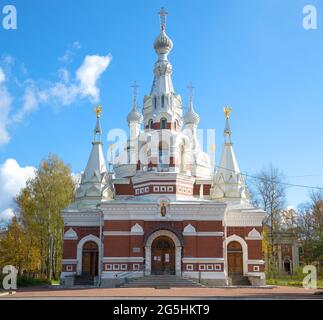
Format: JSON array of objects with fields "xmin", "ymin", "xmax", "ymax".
[
  {"xmin": 284, "ymin": 259, "xmax": 291, "ymax": 274},
  {"xmin": 151, "ymin": 236, "xmax": 175, "ymax": 275},
  {"xmin": 82, "ymin": 241, "xmax": 98, "ymax": 276},
  {"xmin": 145, "ymin": 229, "xmax": 182, "ymax": 276},
  {"xmin": 227, "ymin": 241, "xmax": 243, "ymax": 274}
]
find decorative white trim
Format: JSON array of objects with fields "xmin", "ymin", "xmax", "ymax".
[
  {"xmin": 103, "ymin": 230, "xmax": 144, "ymax": 236},
  {"xmin": 105, "ymin": 264, "xmax": 112, "ymax": 271},
  {"xmin": 182, "ymin": 257, "xmax": 224, "ymax": 263},
  {"xmin": 183, "ymin": 231, "xmax": 224, "ymax": 236},
  {"xmin": 103, "ymin": 257, "xmax": 144, "ymax": 263},
  {"xmin": 76, "ymin": 234, "xmax": 101, "ymax": 275},
  {"xmin": 102, "ymin": 202, "xmax": 226, "ymax": 221},
  {"xmin": 62, "ymin": 210, "xmax": 100, "ymax": 227},
  {"xmin": 133, "ymin": 264, "xmax": 140, "ymax": 270},
  {"xmin": 247, "ymin": 259, "xmax": 265, "ymax": 265},
  {"xmin": 60, "ymin": 271, "xmax": 76, "ymax": 279},
  {"xmin": 225, "ymin": 234, "xmax": 248, "ymax": 276},
  {"xmin": 245, "ymin": 228, "xmax": 263, "ymax": 240},
  {"xmin": 182, "ymin": 224, "xmax": 223, "ymax": 237},
  {"xmin": 113, "ymin": 264, "xmax": 120, "ymax": 270},
  {"xmin": 131, "ymin": 223, "xmax": 144, "ymax": 233},
  {"xmin": 145, "ymin": 229, "xmax": 182, "ymax": 276},
  {"xmin": 225, "ymin": 209, "xmax": 267, "ymax": 227},
  {"xmin": 186, "ymin": 264, "xmax": 194, "ymax": 271},
  {"xmin": 101, "ymin": 271, "xmax": 144, "ymax": 279},
  {"xmin": 64, "ymin": 228, "xmax": 78, "ymax": 240},
  {"xmin": 182, "ymin": 271, "xmax": 226, "ymax": 280},
  {"xmin": 183, "ymin": 224, "xmax": 196, "ymax": 233},
  {"xmin": 214, "ymin": 264, "xmax": 222, "ymax": 270},
  {"xmin": 62, "ymin": 259, "xmax": 77, "ymax": 264},
  {"xmin": 253, "ymin": 265, "xmax": 260, "ymax": 272},
  {"xmin": 66, "ymin": 265, "xmax": 73, "ymax": 272}
]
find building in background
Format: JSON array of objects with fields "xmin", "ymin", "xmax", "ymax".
[{"xmin": 61, "ymin": 8, "xmax": 267, "ymax": 287}]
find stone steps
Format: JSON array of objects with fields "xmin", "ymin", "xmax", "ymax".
[
  {"xmin": 74, "ymin": 275, "xmax": 94, "ymax": 286},
  {"xmin": 120, "ymin": 275, "xmax": 204, "ymax": 288},
  {"xmin": 229, "ymin": 274, "xmax": 251, "ymax": 286}
]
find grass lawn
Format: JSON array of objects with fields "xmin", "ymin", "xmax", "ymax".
[
  {"xmin": 266, "ymin": 277, "xmax": 323, "ymax": 289},
  {"xmin": 51, "ymin": 280, "xmax": 60, "ymax": 286}
]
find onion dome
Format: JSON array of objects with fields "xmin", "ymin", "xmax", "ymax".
[
  {"xmin": 184, "ymin": 83, "xmax": 200, "ymax": 126},
  {"xmin": 154, "ymin": 7, "xmax": 173, "ymax": 57},
  {"xmin": 153, "ymin": 30, "xmax": 173, "ymax": 55},
  {"xmin": 127, "ymin": 82, "xmax": 143, "ymax": 125},
  {"xmin": 184, "ymin": 104, "xmax": 200, "ymax": 126},
  {"xmin": 127, "ymin": 107, "xmax": 143, "ymax": 124}
]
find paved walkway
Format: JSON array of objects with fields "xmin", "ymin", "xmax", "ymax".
[{"xmin": 1, "ymin": 286, "xmax": 322, "ymax": 299}]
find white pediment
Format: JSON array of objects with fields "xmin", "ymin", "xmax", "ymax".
[
  {"xmin": 131, "ymin": 223, "xmax": 144, "ymax": 233},
  {"xmin": 183, "ymin": 224, "xmax": 196, "ymax": 234},
  {"xmin": 246, "ymin": 228, "xmax": 262, "ymax": 240},
  {"xmin": 64, "ymin": 227, "xmax": 78, "ymax": 240}
]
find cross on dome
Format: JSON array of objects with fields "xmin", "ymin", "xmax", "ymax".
[
  {"xmin": 187, "ymin": 82, "xmax": 195, "ymax": 106},
  {"xmin": 158, "ymin": 7, "xmax": 168, "ymax": 31},
  {"xmin": 131, "ymin": 81, "xmax": 139, "ymax": 105}
]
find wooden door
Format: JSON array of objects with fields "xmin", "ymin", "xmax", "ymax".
[
  {"xmin": 151, "ymin": 236, "xmax": 175, "ymax": 275},
  {"xmin": 82, "ymin": 241, "xmax": 98, "ymax": 276},
  {"xmin": 227, "ymin": 241, "xmax": 243, "ymax": 274}
]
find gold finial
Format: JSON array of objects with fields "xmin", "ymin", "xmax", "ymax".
[
  {"xmin": 94, "ymin": 105, "xmax": 103, "ymax": 118},
  {"xmin": 224, "ymin": 106, "xmax": 232, "ymax": 119}
]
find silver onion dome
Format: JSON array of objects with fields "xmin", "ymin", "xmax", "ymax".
[
  {"xmin": 184, "ymin": 107, "xmax": 200, "ymax": 126},
  {"xmin": 153, "ymin": 30, "xmax": 173, "ymax": 55},
  {"xmin": 127, "ymin": 108, "xmax": 143, "ymax": 124}
]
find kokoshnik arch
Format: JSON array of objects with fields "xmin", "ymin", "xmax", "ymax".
[{"xmin": 60, "ymin": 8, "xmax": 267, "ymax": 287}]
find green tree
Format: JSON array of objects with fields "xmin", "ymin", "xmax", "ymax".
[{"xmin": 15, "ymin": 154, "xmax": 75, "ymax": 280}]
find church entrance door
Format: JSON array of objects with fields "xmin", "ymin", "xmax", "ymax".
[
  {"xmin": 82, "ymin": 241, "xmax": 98, "ymax": 276},
  {"xmin": 151, "ymin": 236, "xmax": 175, "ymax": 275},
  {"xmin": 227, "ymin": 241, "xmax": 243, "ymax": 274}
]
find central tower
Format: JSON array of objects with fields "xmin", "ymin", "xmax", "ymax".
[{"xmin": 143, "ymin": 8, "xmax": 183, "ymax": 132}]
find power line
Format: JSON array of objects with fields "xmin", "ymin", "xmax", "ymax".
[
  {"xmin": 214, "ymin": 165, "xmax": 323, "ymax": 191},
  {"xmin": 286, "ymin": 173, "xmax": 323, "ymax": 178}
]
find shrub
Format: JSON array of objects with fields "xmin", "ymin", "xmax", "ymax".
[{"xmin": 17, "ymin": 276, "xmax": 51, "ymax": 287}]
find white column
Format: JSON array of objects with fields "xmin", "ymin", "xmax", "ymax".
[{"xmin": 175, "ymin": 246, "xmax": 182, "ymax": 276}]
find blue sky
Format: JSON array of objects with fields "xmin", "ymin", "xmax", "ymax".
[{"xmin": 0, "ymin": 0, "xmax": 323, "ymax": 219}]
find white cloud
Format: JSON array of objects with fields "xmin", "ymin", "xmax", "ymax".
[
  {"xmin": 0, "ymin": 67, "xmax": 5, "ymax": 83},
  {"xmin": 12, "ymin": 86, "xmax": 39, "ymax": 123},
  {"xmin": 59, "ymin": 41, "xmax": 81, "ymax": 63},
  {"xmin": 0, "ymin": 50, "xmax": 112, "ymax": 145},
  {"xmin": 0, "ymin": 68, "xmax": 12, "ymax": 145},
  {"xmin": 0, "ymin": 159, "xmax": 36, "ymax": 221},
  {"xmin": 76, "ymin": 54, "xmax": 112, "ymax": 101}
]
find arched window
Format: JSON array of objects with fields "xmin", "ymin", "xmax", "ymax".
[
  {"xmin": 148, "ymin": 119, "xmax": 153, "ymax": 129},
  {"xmin": 161, "ymin": 118, "xmax": 167, "ymax": 129},
  {"xmin": 174, "ymin": 120, "xmax": 179, "ymax": 131},
  {"xmin": 154, "ymin": 96, "xmax": 157, "ymax": 109},
  {"xmin": 161, "ymin": 95, "xmax": 165, "ymax": 108}
]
